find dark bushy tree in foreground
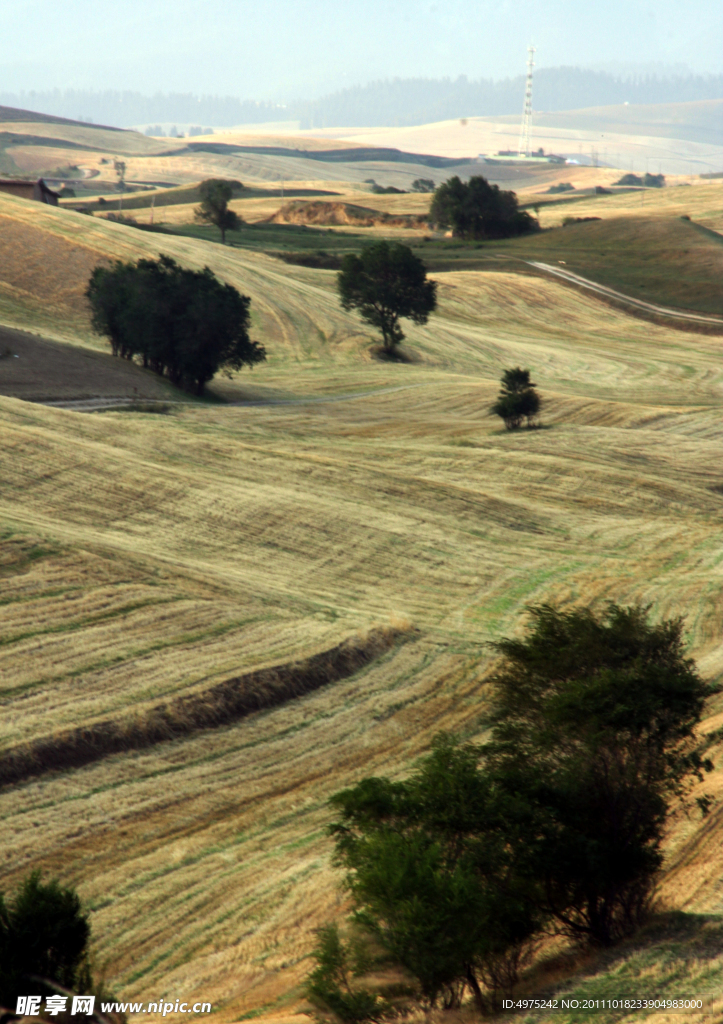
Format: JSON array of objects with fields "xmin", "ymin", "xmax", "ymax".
[
  {"xmin": 86, "ymin": 255, "xmax": 265, "ymax": 394},
  {"xmin": 492, "ymin": 367, "xmax": 541, "ymax": 429},
  {"xmin": 487, "ymin": 603, "xmax": 714, "ymax": 946},
  {"xmin": 0, "ymin": 872, "xmax": 91, "ymax": 1008},
  {"xmin": 195, "ymin": 178, "xmax": 242, "ymax": 243},
  {"xmin": 327, "ymin": 737, "xmax": 541, "ymax": 1012},
  {"xmin": 338, "ymin": 242, "xmax": 436, "ymax": 353},
  {"xmin": 430, "ymin": 175, "xmax": 539, "ymax": 240},
  {"xmin": 316, "ymin": 604, "xmax": 714, "ymax": 1014}
]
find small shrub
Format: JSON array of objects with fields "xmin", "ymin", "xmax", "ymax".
[
  {"xmin": 491, "ymin": 368, "xmax": 541, "ymax": 430},
  {"xmin": 307, "ymin": 925, "xmax": 391, "ymax": 1023}
]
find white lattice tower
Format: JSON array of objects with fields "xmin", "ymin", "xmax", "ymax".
[{"xmin": 518, "ymin": 44, "xmax": 536, "ymax": 157}]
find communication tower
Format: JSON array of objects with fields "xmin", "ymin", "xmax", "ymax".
[{"xmin": 518, "ymin": 44, "xmax": 535, "ymax": 158}]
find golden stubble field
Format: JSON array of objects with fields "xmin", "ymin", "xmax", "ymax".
[
  {"xmin": 314, "ymin": 99, "xmax": 723, "ymax": 175},
  {"xmin": 2, "ymin": 191, "xmax": 723, "ymax": 1022}
]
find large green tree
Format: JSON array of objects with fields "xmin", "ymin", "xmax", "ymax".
[
  {"xmin": 338, "ymin": 242, "xmax": 437, "ymax": 353},
  {"xmin": 486, "ymin": 603, "xmax": 715, "ymax": 945},
  {"xmin": 319, "ymin": 603, "xmax": 714, "ymax": 1016},
  {"xmin": 195, "ymin": 178, "xmax": 242, "ymax": 243},
  {"xmin": 86, "ymin": 255, "xmax": 265, "ymax": 394},
  {"xmin": 430, "ymin": 175, "xmax": 538, "ymax": 240},
  {"xmin": 329, "ymin": 737, "xmax": 541, "ymax": 1011}
]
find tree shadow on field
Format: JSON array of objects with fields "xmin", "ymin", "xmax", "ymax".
[
  {"xmin": 370, "ymin": 344, "xmax": 421, "ymax": 364},
  {"xmin": 491, "ymin": 422, "xmax": 553, "ymax": 436},
  {"xmin": 516, "ymin": 912, "xmax": 723, "ymax": 1014}
]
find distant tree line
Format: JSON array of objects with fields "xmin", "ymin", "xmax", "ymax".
[
  {"xmin": 294, "ymin": 70, "xmax": 723, "ymax": 130},
  {"xmin": 3, "ymin": 69, "xmax": 721, "ymax": 128},
  {"xmin": 86, "ymin": 255, "xmax": 265, "ymax": 395},
  {"xmin": 144, "ymin": 125, "xmax": 215, "ymax": 137}
]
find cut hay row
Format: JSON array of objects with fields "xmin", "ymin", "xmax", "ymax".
[{"xmin": 0, "ymin": 625, "xmax": 406, "ymax": 786}]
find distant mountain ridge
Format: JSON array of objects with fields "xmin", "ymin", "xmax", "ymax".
[{"xmin": 2, "ymin": 68, "xmax": 722, "ymax": 130}]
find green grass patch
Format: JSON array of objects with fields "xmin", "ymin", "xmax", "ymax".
[{"xmin": 521, "ymin": 913, "xmax": 723, "ymax": 1024}]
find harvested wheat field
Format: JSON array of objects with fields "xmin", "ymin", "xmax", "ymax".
[
  {"xmin": 2, "ymin": 189, "xmax": 723, "ymax": 1023},
  {"xmin": 530, "ymin": 179, "xmax": 723, "ymax": 232}
]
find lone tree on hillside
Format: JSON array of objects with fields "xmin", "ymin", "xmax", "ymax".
[
  {"xmin": 492, "ymin": 367, "xmax": 541, "ymax": 430},
  {"xmin": 86, "ymin": 255, "xmax": 265, "ymax": 394},
  {"xmin": 430, "ymin": 175, "xmax": 539, "ymax": 240},
  {"xmin": 338, "ymin": 241, "xmax": 437, "ymax": 354},
  {"xmin": 113, "ymin": 158, "xmax": 126, "ymax": 191},
  {"xmin": 411, "ymin": 178, "xmax": 436, "ymax": 193},
  {"xmin": 195, "ymin": 178, "xmax": 242, "ymax": 243}
]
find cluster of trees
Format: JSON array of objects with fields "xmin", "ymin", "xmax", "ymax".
[
  {"xmin": 310, "ymin": 603, "xmax": 714, "ymax": 1016},
  {"xmin": 615, "ymin": 172, "xmax": 666, "ymax": 188},
  {"xmin": 86, "ymin": 255, "xmax": 265, "ymax": 395},
  {"xmin": 410, "ymin": 178, "xmax": 436, "ymax": 193},
  {"xmin": 430, "ymin": 176, "xmax": 539, "ymax": 239},
  {"xmin": 492, "ymin": 368, "xmax": 541, "ymax": 430}
]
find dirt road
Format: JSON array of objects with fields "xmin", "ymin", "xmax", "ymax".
[{"xmin": 527, "ymin": 261, "xmax": 723, "ymax": 327}]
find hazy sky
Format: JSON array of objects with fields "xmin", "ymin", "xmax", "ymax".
[{"xmin": 1, "ymin": 0, "xmax": 721, "ymax": 100}]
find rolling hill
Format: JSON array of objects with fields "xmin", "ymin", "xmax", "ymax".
[
  {"xmin": 2, "ymin": 185, "xmax": 723, "ymax": 1023},
  {"xmin": 317, "ymin": 100, "xmax": 723, "ymax": 176}
]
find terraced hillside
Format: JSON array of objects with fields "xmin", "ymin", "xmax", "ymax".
[{"xmin": 2, "ymin": 190, "xmax": 723, "ymax": 1023}]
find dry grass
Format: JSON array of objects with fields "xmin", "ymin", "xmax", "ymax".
[
  {"xmin": 323, "ymin": 102, "xmax": 723, "ymax": 175},
  {"xmin": 2, "ymin": 189, "xmax": 723, "ymax": 1022},
  {"xmin": 530, "ymin": 179, "xmax": 723, "ymax": 232},
  {"xmin": 0, "ymin": 625, "xmax": 406, "ymax": 784},
  {"xmin": 0, "ymin": 119, "xmax": 170, "ymax": 155}
]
